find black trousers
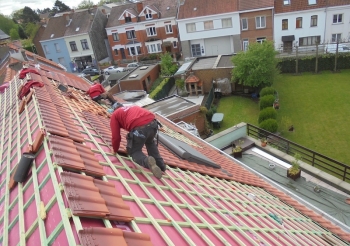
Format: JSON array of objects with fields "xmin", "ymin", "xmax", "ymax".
[{"xmin": 126, "ymin": 120, "xmax": 165, "ymax": 170}]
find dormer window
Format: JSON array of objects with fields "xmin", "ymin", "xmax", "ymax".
[
  {"xmin": 145, "ymin": 13, "xmax": 152, "ymax": 20},
  {"xmin": 125, "ymin": 16, "xmax": 131, "ymax": 23}
]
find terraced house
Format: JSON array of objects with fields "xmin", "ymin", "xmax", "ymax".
[{"xmin": 105, "ymin": 0, "xmax": 179, "ymax": 63}]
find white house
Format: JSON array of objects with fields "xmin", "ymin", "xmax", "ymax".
[{"xmin": 324, "ymin": 4, "xmax": 350, "ymax": 44}]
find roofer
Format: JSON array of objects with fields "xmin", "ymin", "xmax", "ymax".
[
  {"xmin": 110, "ymin": 103, "xmax": 166, "ymax": 179},
  {"xmin": 86, "ymin": 80, "xmax": 116, "ymax": 105}
]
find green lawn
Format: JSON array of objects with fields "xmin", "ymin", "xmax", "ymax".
[{"xmin": 215, "ymin": 69, "xmax": 350, "ymax": 165}]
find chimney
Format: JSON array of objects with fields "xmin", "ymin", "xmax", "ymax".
[
  {"xmin": 101, "ymin": 9, "xmax": 106, "ymax": 14},
  {"xmin": 136, "ymin": 2, "xmax": 143, "ymax": 13},
  {"xmin": 63, "ymin": 13, "xmax": 69, "ymax": 21}
]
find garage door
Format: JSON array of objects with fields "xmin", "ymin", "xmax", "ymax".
[{"xmin": 204, "ymin": 37, "xmax": 232, "ymax": 56}]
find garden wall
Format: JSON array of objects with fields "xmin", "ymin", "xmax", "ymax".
[{"xmin": 192, "ymin": 68, "xmax": 232, "ymax": 93}]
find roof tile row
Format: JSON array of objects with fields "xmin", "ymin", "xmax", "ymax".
[
  {"xmin": 61, "ymin": 172, "xmax": 134, "ymax": 222},
  {"xmin": 82, "ymin": 111, "xmax": 113, "ymax": 147}
]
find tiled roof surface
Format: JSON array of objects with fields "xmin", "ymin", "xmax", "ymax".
[
  {"xmin": 178, "ymin": 0, "xmax": 238, "ymax": 20},
  {"xmin": 0, "ymin": 51, "xmax": 349, "ymax": 244},
  {"xmin": 40, "ymin": 15, "xmax": 68, "ymax": 41},
  {"xmin": 64, "ymin": 9, "xmax": 98, "ymax": 36},
  {"xmin": 274, "ymin": 0, "xmax": 350, "ymax": 13},
  {"xmin": 185, "ymin": 74, "xmax": 200, "ymax": 83},
  {"xmin": 238, "ymin": 0, "xmax": 274, "ymax": 11}
]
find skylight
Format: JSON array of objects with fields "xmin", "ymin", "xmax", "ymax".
[
  {"xmin": 139, "ymin": 66, "xmax": 148, "ymax": 70},
  {"xmin": 129, "ymin": 74, "xmax": 138, "ymax": 78},
  {"xmin": 76, "ymin": 27, "xmax": 80, "ymax": 32},
  {"xmin": 308, "ymin": 0, "xmax": 316, "ymax": 4},
  {"xmin": 283, "ymin": 0, "xmax": 290, "ymax": 5},
  {"xmin": 50, "ymin": 34, "xmax": 54, "ymax": 38}
]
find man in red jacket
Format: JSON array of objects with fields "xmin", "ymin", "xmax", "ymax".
[
  {"xmin": 110, "ymin": 103, "xmax": 166, "ymax": 179},
  {"xmin": 86, "ymin": 81, "xmax": 116, "ymax": 105}
]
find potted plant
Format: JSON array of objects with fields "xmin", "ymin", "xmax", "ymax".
[
  {"xmin": 273, "ymin": 99, "xmax": 280, "ymax": 109},
  {"xmin": 260, "ymin": 138, "xmax": 268, "ymax": 147},
  {"xmin": 232, "ymin": 139, "xmax": 244, "ymax": 158},
  {"xmin": 287, "ymin": 153, "xmax": 301, "ymax": 180}
]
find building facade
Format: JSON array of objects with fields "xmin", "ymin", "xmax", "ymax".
[{"xmin": 106, "ymin": 0, "xmax": 179, "ymax": 63}]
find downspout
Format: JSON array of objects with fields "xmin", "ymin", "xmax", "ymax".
[{"xmin": 323, "ymin": 3, "xmax": 328, "ymax": 44}]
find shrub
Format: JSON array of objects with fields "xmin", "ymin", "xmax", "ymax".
[
  {"xmin": 258, "ymin": 107, "xmax": 277, "ymax": 123},
  {"xmin": 259, "ymin": 119, "xmax": 278, "ymax": 133},
  {"xmin": 259, "ymin": 95, "xmax": 275, "ymax": 110},
  {"xmin": 206, "ymin": 105, "xmax": 217, "ymax": 120},
  {"xmin": 149, "ymin": 78, "xmax": 169, "ymax": 99},
  {"xmin": 260, "ymin": 87, "xmax": 275, "ymax": 97}
]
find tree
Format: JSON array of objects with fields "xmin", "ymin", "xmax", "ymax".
[
  {"xmin": 160, "ymin": 53, "xmax": 178, "ymax": 76},
  {"xmin": 18, "ymin": 25, "xmax": 27, "ymax": 39},
  {"xmin": 76, "ymin": 0, "xmax": 94, "ymax": 9},
  {"xmin": 53, "ymin": 0, "xmax": 71, "ymax": 13},
  {"xmin": 22, "ymin": 6, "xmax": 40, "ymax": 23},
  {"xmin": 231, "ymin": 41, "xmax": 279, "ymax": 88},
  {"xmin": 25, "ymin": 23, "xmax": 39, "ymax": 40},
  {"xmin": 0, "ymin": 14, "xmax": 17, "ymax": 34},
  {"xmin": 10, "ymin": 28, "xmax": 20, "ymax": 40}
]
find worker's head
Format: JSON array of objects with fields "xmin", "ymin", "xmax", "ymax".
[
  {"xmin": 93, "ymin": 80, "xmax": 99, "ymax": 84},
  {"xmin": 107, "ymin": 102, "xmax": 123, "ymax": 114}
]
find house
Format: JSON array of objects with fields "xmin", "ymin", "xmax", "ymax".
[
  {"xmin": 39, "ymin": 15, "xmax": 73, "ymax": 72},
  {"xmin": 238, "ymin": 0, "xmax": 274, "ymax": 51},
  {"xmin": 0, "ymin": 42, "xmax": 350, "ymax": 245},
  {"xmin": 324, "ymin": 1, "xmax": 350, "ymax": 44},
  {"xmin": 105, "ymin": 0, "xmax": 179, "ymax": 64},
  {"xmin": 64, "ymin": 8, "xmax": 109, "ymax": 71},
  {"xmin": 0, "ymin": 29, "xmax": 10, "ymax": 45},
  {"xmin": 177, "ymin": 0, "xmax": 241, "ymax": 58},
  {"xmin": 108, "ymin": 64, "xmax": 160, "ymax": 94},
  {"xmin": 32, "ymin": 26, "xmax": 46, "ymax": 58}
]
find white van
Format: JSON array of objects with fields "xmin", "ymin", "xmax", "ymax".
[{"xmin": 324, "ymin": 43, "xmax": 350, "ymax": 54}]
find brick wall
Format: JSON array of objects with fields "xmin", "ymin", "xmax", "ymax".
[
  {"xmin": 172, "ymin": 111, "xmax": 206, "ymax": 134},
  {"xmin": 192, "ymin": 68, "xmax": 232, "ymax": 93}
]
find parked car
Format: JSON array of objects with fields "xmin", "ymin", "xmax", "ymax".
[
  {"xmin": 126, "ymin": 62, "xmax": 141, "ymax": 69},
  {"xmin": 82, "ymin": 68, "xmax": 100, "ymax": 76},
  {"xmin": 324, "ymin": 43, "xmax": 350, "ymax": 54},
  {"xmin": 103, "ymin": 66, "xmax": 126, "ymax": 75}
]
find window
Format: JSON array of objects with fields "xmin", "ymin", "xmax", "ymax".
[
  {"xmin": 137, "ymin": 46, "xmax": 141, "ymax": 54},
  {"xmin": 256, "ymin": 37, "xmax": 266, "ymax": 44},
  {"xmin": 222, "ymin": 18, "xmax": 232, "ymax": 28},
  {"xmin": 54, "ymin": 43, "xmax": 60, "ymax": 52},
  {"xmin": 130, "ymin": 46, "xmax": 136, "ymax": 55},
  {"xmin": 332, "ymin": 34, "xmax": 342, "ymax": 43},
  {"xmin": 295, "ymin": 17, "xmax": 302, "ymax": 28},
  {"xmin": 44, "ymin": 45, "xmax": 49, "ymax": 54},
  {"xmin": 282, "ymin": 19, "xmax": 288, "ymax": 30},
  {"xmin": 241, "ymin": 18, "xmax": 248, "ymax": 30},
  {"xmin": 112, "ymin": 33, "xmax": 119, "ymax": 41},
  {"xmin": 256, "ymin": 16, "xmax": 266, "ymax": 28},
  {"xmin": 299, "ymin": 36, "xmax": 320, "ymax": 46},
  {"xmin": 81, "ymin": 39, "xmax": 89, "ymax": 50},
  {"xmin": 186, "ymin": 23, "xmax": 196, "ymax": 33},
  {"xmin": 243, "ymin": 39, "xmax": 249, "ymax": 51},
  {"xmin": 69, "ymin": 41, "xmax": 77, "ymax": 51},
  {"xmin": 146, "ymin": 27, "xmax": 157, "ymax": 36},
  {"xmin": 191, "ymin": 44, "xmax": 201, "ymax": 56},
  {"xmin": 58, "ymin": 57, "xmax": 66, "ymax": 66},
  {"xmin": 114, "ymin": 49, "xmax": 118, "ymax": 55},
  {"xmin": 308, "ymin": 0, "xmax": 316, "ymax": 4},
  {"xmin": 333, "ymin": 14, "xmax": 343, "ymax": 24},
  {"xmin": 146, "ymin": 43, "xmax": 161, "ymax": 53},
  {"xmin": 126, "ymin": 30, "xmax": 136, "ymax": 39},
  {"xmin": 165, "ymin": 24, "xmax": 173, "ymax": 33},
  {"xmin": 125, "ymin": 16, "xmax": 131, "ymax": 23},
  {"xmin": 283, "ymin": 0, "xmax": 290, "ymax": 5},
  {"xmin": 311, "ymin": 15, "xmax": 317, "ymax": 27},
  {"xmin": 204, "ymin": 21, "xmax": 214, "ymax": 30},
  {"xmin": 145, "ymin": 13, "xmax": 152, "ymax": 20},
  {"xmin": 173, "ymin": 41, "xmax": 177, "ymax": 48}
]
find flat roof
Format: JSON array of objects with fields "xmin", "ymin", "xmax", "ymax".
[
  {"xmin": 217, "ymin": 55, "xmax": 234, "ymax": 67},
  {"xmin": 120, "ymin": 64, "xmax": 158, "ymax": 81},
  {"xmin": 192, "ymin": 57, "xmax": 218, "ymax": 70}
]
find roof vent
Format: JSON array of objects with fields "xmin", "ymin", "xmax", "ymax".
[
  {"xmin": 139, "ymin": 66, "xmax": 148, "ymax": 70},
  {"xmin": 76, "ymin": 27, "xmax": 80, "ymax": 31},
  {"xmin": 194, "ymin": 7, "xmax": 197, "ymax": 11},
  {"xmin": 167, "ymin": 7, "xmax": 170, "ymax": 10},
  {"xmin": 50, "ymin": 34, "xmax": 54, "ymax": 38},
  {"xmin": 129, "ymin": 74, "xmax": 138, "ymax": 78}
]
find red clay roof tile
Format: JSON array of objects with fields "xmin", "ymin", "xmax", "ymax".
[
  {"xmin": 79, "ymin": 227, "xmax": 127, "ymax": 246},
  {"xmin": 74, "ymin": 142, "xmax": 105, "ymax": 177}
]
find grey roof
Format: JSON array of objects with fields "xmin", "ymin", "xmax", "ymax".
[
  {"xmin": 192, "ymin": 57, "xmax": 218, "ymax": 70},
  {"xmin": 0, "ymin": 29, "xmax": 10, "ymax": 40},
  {"xmin": 64, "ymin": 8, "xmax": 98, "ymax": 36},
  {"xmin": 41, "ymin": 15, "xmax": 68, "ymax": 41},
  {"xmin": 107, "ymin": 0, "xmax": 177, "ymax": 28},
  {"xmin": 217, "ymin": 55, "xmax": 234, "ymax": 68},
  {"xmin": 107, "ymin": 71, "xmax": 129, "ymax": 81},
  {"xmin": 120, "ymin": 64, "xmax": 157, "ymax": 81},
  {"xmin": 174, "ymin": 59, "xmax": 195, "ymax": 76}
]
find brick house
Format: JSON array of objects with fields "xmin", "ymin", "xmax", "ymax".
[
  {"xmin": 105, "ymin": 0, "xmax": 179, "ymax": 64},
  {"xmin": 238, "ymin": 0, "xmax": 274, "ymax": 51}
]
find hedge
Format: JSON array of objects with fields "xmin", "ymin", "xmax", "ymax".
[
  {"xmin": 258, "ymin": 107, "xmax": 277, "ymax": 123},
  {"xmin": 260, "ymin": 87, "xmax": 275, "ymax": 97},
  {"xmin": 278, "ymin": 53, "xmax": 350, "ymax": 73},
  {"xmin": 259, "ymin": 119, "xmax": 278, "ymax": 133},
  {"xmin": 149, "ymin": 77, "xmax": 175, "ymax": 100},
  {"xmin": 259, "ymin": 95, "xmax": 275, "ymax": 110}
]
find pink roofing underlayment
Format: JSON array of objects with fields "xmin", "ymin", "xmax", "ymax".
[{"xmin": 0, "ymin": 49, "xmax": 349, "ymax": 245}]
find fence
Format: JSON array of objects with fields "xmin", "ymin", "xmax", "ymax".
[
  {"xmin": 247, "ymin": 123, "xmax": 350, "ymax": 183},
  {"xmin": 276, "ymin": 41, "xmax": 350, "ymax": 73},
  {"xmin": 204, "ymin": 86, "xmax": 214, "ymax": 110}
]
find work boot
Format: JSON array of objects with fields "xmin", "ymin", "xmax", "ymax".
[{"xmin": 145, "ymin": 156, "xmax": 162, "ymax": 179}]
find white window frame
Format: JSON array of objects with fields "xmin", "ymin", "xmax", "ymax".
[
  {"xmin": 332, "ymin": 33, "xmax": 342, "ymax": 43},
  {"xmin": 186, "ymin": 23, "xmax": 196, "ymax": 33},
  {"xmin": 145, "ymin": 13, "xmax": 153, "ymax": 20},
  {"xmin": 222, "ymin": 18, "xmax": 232, "ymax": 28},
  {"xmin": 112, "ymin": 33, "xmax": 119, "ymax": 41},
  {"xmin": 282, "ymin": 19, "xmax": 288, "ymax": 30},
  {"xmin": 243, "ymin": 39, "xmax": 249, "ymax": 51},
  {"xmin": 173, "ymin": 41, "xmax": 177, "ymax": 48},
  {"xmin": 58, "ymin": 57, "xmax": 66, "ymax": 66},
  {"xmin": 257, "ymin": 37, "xmax": 266, "ymax": 44},
  {"xmin": 283, "ymin": 0, "xmax": 290, "ymax": 5},
  {"xmin": 241, "ymin": 18, "xmax": 248, "ymax": 30},
  {"xmin": 296, "ymin": 17, "xmax": 303, "ymax": 29},
  {"xmin": 81, "ymin": 39, "xmax": 89, "ymax": 50},
  {"xmin": 44, "ymin": 45, "xmax": 49, "ymax": 54},
  {"xmin": 204, "ymin": 20, "xmax": 214, "ymax": 30},
  {"xmin": 126, "ymin": 30, "xmax": 136, "ymax": 39},
  {"xmin": 311, "ymin": 15, "xmax": 317, "ymax": 27},
  {"xmin": 333, "ymin": 14, "xmax": 343, "ymax": 24},
  {"xmin": 146, "ymin": 26, "xmax": 157, "ymax": 36},
  {"xmin": 256, "ymin": 16, "xmax": 266, "ymax": 29},
  {"xmin": 191, "ymin": 44, "xmax": 201, "ymax": 57},
  {"xmin": 54, "ymin": 43, "xmax": 60, "ymax": 52},
  {"xmin": 165, "ymin": 24, "xmax": 173, "ymax": 34},
  {"xmin": 308, "ymin": 0, "xmax": 317, "ymax": 4},
  {"xmin": 146, "ymin": 43, "xmax": 161, "ymax": 53},
  {"xmin": 129, "ymin": 46, "xmax": 141, "ymax": 56}
]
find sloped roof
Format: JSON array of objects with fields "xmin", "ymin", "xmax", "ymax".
[
  {"xmin": 64, "ymin": 8, "xmax": 98, "ymax": 36},
  {"xmin": 41, "ymin": 15, "xmax": 68, "ymax": 41},
  {"xmin": 178, "ymin": 0, "xmax": 238, "ymax": 20},
  {"xmin": 1, "ymin": 50, "xmax": 350, "ymax": 244},
  {"xmin": 275, "ymin": 0, "xmax": 328, "ymax": 13},
  {"xmin": 106, "ymin": 3, "xmax": 137, "ymax": 28},
  {"xmin": 0, "ymin": 29, "xmax": 10, "ymax": 40},
  {"xmin": 238, "ymin": 0, "xmax": 274, "ymax": 11}
]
